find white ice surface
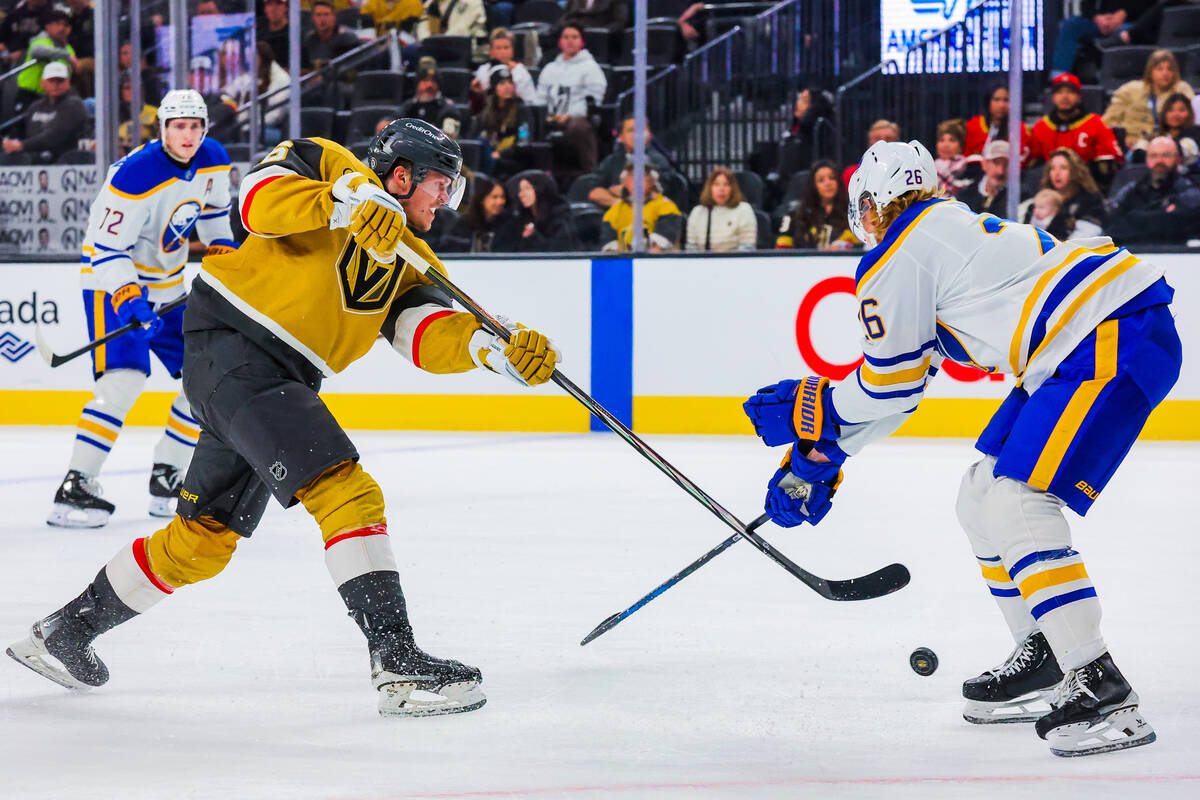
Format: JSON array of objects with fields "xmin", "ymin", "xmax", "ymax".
[{"xmin": 1, "ymin": 427, "xmax": 1198, "ymax": 800}]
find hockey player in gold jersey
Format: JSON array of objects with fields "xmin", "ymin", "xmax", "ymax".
[{"xmin": 7, "ymin": 119, "xmax": 557, "ymax": 717}]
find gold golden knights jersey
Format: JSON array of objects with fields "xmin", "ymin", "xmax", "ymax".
[{"xmin": 198, "ymin": 137, "xmax": 481, "ymax": 376}]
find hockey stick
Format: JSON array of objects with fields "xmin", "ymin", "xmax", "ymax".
[
  {"xmin": 34, "ymin": 296, "xmax": 187, "ymax": 368},
  {"xmin": 381, "ymin": 234, "xmax": 907, "ymax": 596},
  {"xmin": 580, "ymin": 514, "xmax": 911, "ymax": 645}
]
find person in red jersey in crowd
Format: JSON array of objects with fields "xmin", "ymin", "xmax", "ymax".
[{"xmin": 1030, "ymin": 73, "xmax": 1124, "ymax": 192}]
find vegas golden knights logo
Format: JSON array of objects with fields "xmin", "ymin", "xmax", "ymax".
[{"xmin": 335, "ymin": 238, "xmax": 402, "ymax": 313}]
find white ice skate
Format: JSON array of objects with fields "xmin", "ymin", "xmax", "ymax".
[
  {"xmin": 1035, "ymin": 653, "xmax": 1156, "ymax": 757},
  {"xmin": 375, "ymin": 673, "xmax": 487, "ymax": 717}
]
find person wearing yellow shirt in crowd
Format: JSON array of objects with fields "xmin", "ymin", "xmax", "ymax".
[
  {"xmin": 361, "ymin": 0, "xmax": 423, "ymax": 34},
  {"xmin": 600, "ymin": 164, "xmax": 684, "ymax": 252}
]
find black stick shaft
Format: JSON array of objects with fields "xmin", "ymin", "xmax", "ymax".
[
  {"xmin": 580, "ymin": 513, "xmax": 771, "ymax": 645},
  {"xmin": 48, "ymin": 296, "xmax": 187, "ymax": 367},
  {"xmin": 420, "ymin": 266, "xmax": 825, "ymax": 586}
]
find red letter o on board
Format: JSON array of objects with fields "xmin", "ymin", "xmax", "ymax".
[{"xmin": 794, "ymin": 276, "xmax": 863, "ymax": 380}]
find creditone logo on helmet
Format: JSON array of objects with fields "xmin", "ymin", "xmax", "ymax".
[
  {"xmin": 404, "ymin": 121, "xmax": 439, "ymax": 139},
  {"xmin": 161, "ymin": 200, "xmax": 202, "ymax": 253}
]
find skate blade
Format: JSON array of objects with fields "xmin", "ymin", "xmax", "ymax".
[
  {"xmin": 963, "ymin": 690, "xmax": 1054, "ymax": 724},
  {"xmin": 378, "ymin": 681, "xmax": 487, "ymax": 717},
  {"xmin": 6, "ymin": 633, "xmax": 92, "ymax": 691},
  {"xmin": 147, "ymin": 497, "xmax": 176, "ymax": 518},
  {"xmin": 1048, "ymin": 706, "xmax": 1156, "ymax": 757},
  {"xmin": 46, "ymin": 503, "xmax": 111, "ymax": 529}
]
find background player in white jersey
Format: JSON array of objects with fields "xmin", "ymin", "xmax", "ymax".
[
  {"xmin": 742, "ymin": 140, "xmax": 1180, "ymax": 757},
  {"xmin": 48, "ymin": 89, "xmax": 237, "ymax": 528}
]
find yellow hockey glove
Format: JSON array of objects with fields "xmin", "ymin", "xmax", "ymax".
[
  {"xmin": 330, "ymin": 173, "xmax": 407, "ymax": 261},
  {"xmin": 469, "ymin": 321, "xmax": 561, "ymax": 386}
]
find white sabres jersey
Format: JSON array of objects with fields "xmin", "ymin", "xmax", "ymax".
[
  {"xmin": 831, "ymin": 198, "xmax": 1167, "ymax": 454},
  {"xmin": 80, "ymin": 138, "xmax": 234, "ymax": 304}
]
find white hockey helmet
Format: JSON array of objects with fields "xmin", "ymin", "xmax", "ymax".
[
  {"xmin": 158, "ymin": 89, "xmax": 208, "ymax": 136},
  {"xmin": 847, "ymin": 139, "xmax": 937, "ymax": 247}
]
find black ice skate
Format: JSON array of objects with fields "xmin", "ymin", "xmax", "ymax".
[
  {"xmin": 340, "ymin": 571, "xmax": 485, "ymax": 717},
  {"xmin": 6, "ymin": 570, "xmax": 137, "ymax": 690},
  {"xmin": 1035, "ymin": 652, "xmax": 1155, "ymax": 757},
  {"xmin": 46, "ymin": 470, "xmax": 115, "ymax": 528},
  {"xmin": 963, "ymin": 631, "xmax": 1064, "ymax": 724},
  {"xmin": 148, "ymin": 462, "xmax": 182, "ymax": 518}
]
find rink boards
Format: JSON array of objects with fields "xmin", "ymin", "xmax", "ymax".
[{"xmin": 1, "ymin": 253, "xmax": 1197, "ymax": 438}]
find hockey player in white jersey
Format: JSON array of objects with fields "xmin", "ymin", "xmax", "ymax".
[
  {"xmin": 743, "ymin": 140, "xmax": 1180, "ymax": 757},
  {"xmin": 48, "ymin": 89, "xmax": 237, "ymax": 528}
]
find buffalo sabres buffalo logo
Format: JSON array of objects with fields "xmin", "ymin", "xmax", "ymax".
[
  {"xmin": 334, "ymin": 236, "xmax": 402, "ymax": 313},
  {"xmin": 161, "ymin": 200, "xmax": 202, "ymax": 254}
]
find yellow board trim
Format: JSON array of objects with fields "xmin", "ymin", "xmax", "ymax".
[
  {"xmin": 1028, "ymin": 320, "xmax": 1119, "ymax": 490},
  {"xmin": 860, "ymin": 356, "xmax": 932, "ymax": 387},
  {"xmin": 3, "ymin": 392, "xmax": 1200, "ymax": 439},
  {"xmin": 1018, "ymin": 563, "xmax": 1090, "ymax": 598},
  {"xmin": 979, "ymin": 564, "xmax": 1012, "ymax": 583}
]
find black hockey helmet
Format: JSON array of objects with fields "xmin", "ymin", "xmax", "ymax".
[{"xmin": 366, "ymin": 117, "xmax": 465, "ymax": 208}]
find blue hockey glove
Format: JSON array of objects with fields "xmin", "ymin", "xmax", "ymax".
[
  {"xmin": 764, "ymin": 451, "xmax": 843, "ymax": 528},
  {"xmin": 743, "ymin": 375, "xmax": 847, "ymax": 463},
  {"xmin": 111, "ymin": 283, "xmax": 162, "ymax": 340}
]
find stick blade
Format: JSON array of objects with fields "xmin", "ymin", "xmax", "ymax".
[
  {"xmin": 33, "ymin": 324, "xmax": 59, "ymax": 366},
  {"xmin": 822, "ymin": 563, "xmax": 911, "ymax": 601},
  {"xmin": 579, "ymin": 613, "xmax": 622, "ymax": 646}
]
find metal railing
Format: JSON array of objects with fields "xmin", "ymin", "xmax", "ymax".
[
  {"xmin": 835, "ymin": 0, "xmax": 1047, "ymax": 165},
  {"xmin": 614, "ymin": 0, "xmax": 844, "ymax": 184}
]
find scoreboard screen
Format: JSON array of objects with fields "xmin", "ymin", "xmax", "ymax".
[{"xmin": 880, "ymin": 0, "xmax": 1044, "ymax": 75}]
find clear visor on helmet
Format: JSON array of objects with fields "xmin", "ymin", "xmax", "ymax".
[
  {"xmin": 417, "ymin": 171, "xmax": 467, "ymax": 211},
  {"xmin": 848, "ymin": 190, "xmax": 876, "ymax": 245}
]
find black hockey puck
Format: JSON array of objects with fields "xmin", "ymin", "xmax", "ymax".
[{"xmin": 909, "ymin": 647, "xmax": 938, "ymax": 676}]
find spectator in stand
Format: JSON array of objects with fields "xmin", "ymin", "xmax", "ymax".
[
  {"xmin": 963, "ymin": 84, "xmax": 1031, "ymax": 165},
  {"xmin": 398, "ymin": 66, "xmax": 468, "ymax": 138},
  {"xmin": 195, "ymin": 0, "xmax": 220, "ymax": 14},
  {"xmin": 1050, "ymin": 2, "xmax": 1150, "ymax": 79},
  {"xmin": 600, "ymin": 164, "xmax": 683, "ymax": 252},
  {"xmin": 474, "ymin": 66, "xmax": 531, "ymax": 179},
  {"xmin": 117, "ymin": 72, "xmax": 158, "ymax": 153},
  {"xmin": 1028, "ymin": 147, "xmax": 1108, "ymax": 239},
  {"xmin": 776, "ymin": 160, "xmax": 856, "ymax": 250},
  {"xmin": 1025, "ymin": 189, "xmax": 1066, "ymax": 239},
  {"xmin": 417, "ymin": 0, "xmax": 488, "ymax": 43},
  {"xmin": 304, "ymin": 0, "xmax": 360, "ymax": 71},
  {"xmin": 1114, "ymin": 0, "xmax": 1197, "ymax": 44},
  {"xmin": 562, "ymin": 0, "xmax": 626, "ymax": 36},
  {"xmin": 2, "ymin": 61, "xmax": 87, "ymax": 164},
  {"xmin": 470, "ymin": 28, "xmax": 537, "ymax": 112},
  {"xmin": 1030, "ymin": 73, "xmax": 1124, "ymax": 192},
  {"xmin": 1104, "ymin": 49, "xmax": 1194, "ymax": 154},
  {"xmin": 259, "ymin": 0, "xmax": 308, "ymax": 71},
  {"xmin": 361, "ymin": 0, "xmax": 422, "ymax": 34},
  {"xmin": 64, "ymin": 0, "xmax": 93, "ymax": 94},
  {"xmin": 15, "ymin": 9, "xmax": 76, "ymax": 110},
  {"xmin": 956, "ymin": 139, "xmax": 1011, "ymax": 215},
  {"xmin": 843, "ymin": 119, "xmax": 900, "ymax": 188},
  {"xmin": 221, "ymin": 41, "xmax": 291, "ymax": 144},
  {"xmin": 778, "ymin": 86, "xmax": 836, "ymax": 174},
  {"xmin": 0, "ymin": 0, "xmax": 55, "ymax": 69},
  {"xmin": 1156, "ymin": 93, "xmax": 1200, "ymax": 168},
  {"xmin": 514, "ymin": 172, "xmax": 577, "ymax": 252},
  {"xmin": 685, "ymin": 166, "xmax": 757, "ymax": 252},
  {"xmin": 934, "ymin": 119, "xmax": 972, "ymax": 196},
  {"xmin": 1106, "ymin": 136, "xmax": 1200, "ymax": 245},
  {"xmin": 120, "ymin": 41, "xmax": 160, "ymax": 102},
  {"xmin": 450, "ymin": 175, "xmax": 520, "ymax": 252},
  {"xmin": 587, "ymin": 114, "xmax": 669, "ymax": 209},
  {"xmin": 536, "ymin": 24, "xmax": 606, "ymax": 172}
]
